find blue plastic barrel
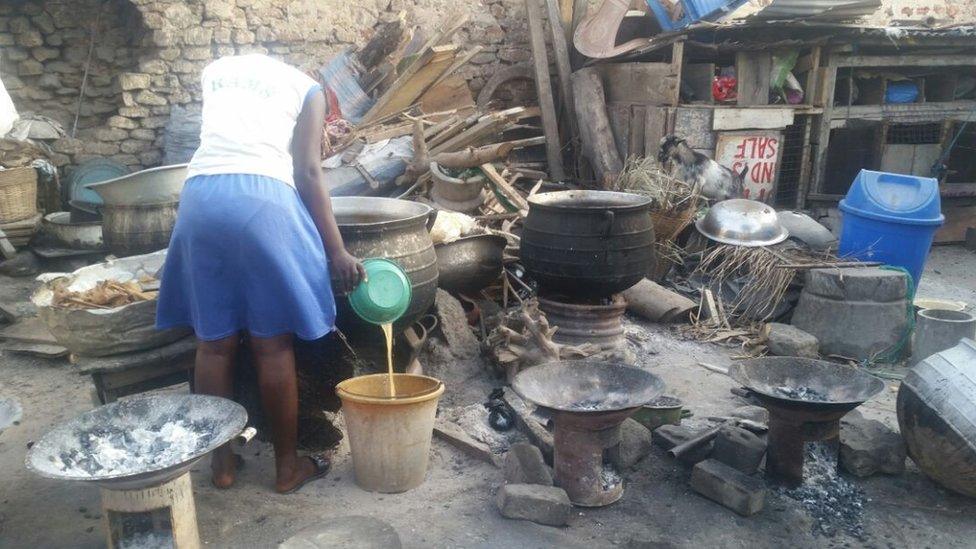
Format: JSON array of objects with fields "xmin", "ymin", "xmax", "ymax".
[
  {"xmin": 838, "ymin": 170, "xmax": 944, "ymax": 287},
  {"xmin": 646, "ymin": 0, "xmax": 748, "ymax": 30}
]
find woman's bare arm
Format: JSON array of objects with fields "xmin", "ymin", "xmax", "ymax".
[{"xmin": 292, "ymin": 90, "xmax": 365, "ymax": 293}]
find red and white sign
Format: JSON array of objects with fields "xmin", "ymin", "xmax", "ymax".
[{"xmin": 715, "ymin": 131, "xmax": 784, "ymax": 203}]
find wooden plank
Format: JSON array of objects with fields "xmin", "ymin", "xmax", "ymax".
[
  {"xmin": 807, "ymin": 64, "xmax": 837, "ymax": 202},
  {"xmin": 525, "ymin": 0, "xmax": 567, "ymax": 181},
  {"xmin": 364, "ymin": 45, "xmax": 459, "ymax": 123},
  {"xmin": 644, "ymin": 106, "xmax": 669, "ymax": 158},
  {"xmin": 430, "ymin": 46, "xmax": 483, "ymax": 89},
  {"xmin": 673, "ymin": 107, "xmax": 715, "ymax": 150},
  {"xmin": 670, "ymin": 40, "xmax": 684, "ymax": 107},
  {"xmin": 736, "ymin": 51, "xmax": 772, "ymax": 106},
  {"xmin": 481, "ymin": 163, "xmax": 530, "ymax": 214},
  {"xmin": 428, "ymin": 114, "xmax": 479, "ymax": 150},
  {"xmin": 832, "ymin": 54, "xmax": 976, "ymax": 68},
  {"xmin": 629, "ymin": 105, "xmax": 646, "ymax": 159},
  {"xmin": 596, "ymin": 63, "xmax": 678, "ymax": 105},
  {"xmin": 360, "ymin": 48, "xmax": 437, "ymax": 124},
  {"xmin": 683, "ymin": 63, "xmax": 715, "ymax": 104},
  {"xmin": 712, "ymin": 108, "xmax": 794, "ymax": 131},
  {"xmin": 801, "ymin": 46, "xmax": 821, "ymax": 108},
  {"xmin": 794, "ymin": 115, "xmax": 814, "ymax": 209},
  {"xmin": 419, "ymin": 74, "xmax": 476, "ymax": 117},
  {"xmin": 545, "ymin": 0, "xmax": 580, "ymax": 161},
  {"xmin": 607, "ymin": 102, "xmax": 631, "ymax": 161},
  {"xmin": 431, "ymin": 107, "xmax": 525, "ymax": 154},
  {"xmin": 570, "ymin": 0, "xmax": 589, "ymax": 70}
]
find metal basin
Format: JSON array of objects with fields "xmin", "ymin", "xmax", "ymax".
[
  {"xmin": 696, "ymin": 199, "xmax": 789, "ymax": 247},
  {"xmin": 434, "ymin": 233, "xmax": 506, "ymax": 294},
  {"xmin": 729, "ymin": 356, "xmax": 885, "ymax": 412},
  {"xmin": 521, "ymin": 190, "xmax": 654, "ymax": 297},
  {"xmin": 26, "ymin": 393, "xmax": 246, "ymax": 490},
  {"xmin": 513, "ymin": 360, "xmax": 664, "ymax": 413},
  {"xmin": 86, "ymin": 164, "xmax": 188, "ymax": 206},
  {"xmin": 41, "ymin": 211, "xmax": 103, "ymax": 250}
]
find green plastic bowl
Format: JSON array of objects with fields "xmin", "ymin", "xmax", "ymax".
[{"xmin": 348, "ymin": 258, "xmax": 412, "ymax": 325}]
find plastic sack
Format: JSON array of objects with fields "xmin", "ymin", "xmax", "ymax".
[
  {"xmin": 429, "ymin": 211, "xmax": 478, "ymax": 245},
  {"xmin": 886, "ymin": 81, "xmax": 919, "ymax": 104},
  {"xmin": 712, "ymin": 75, "xmax": 737, "ymax": 103},
  {"xmin": 0, "ymin": 75, "xmax": 18, "ymax": 137}
]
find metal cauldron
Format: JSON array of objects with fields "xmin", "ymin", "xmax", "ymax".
[
  {"xmin": 520, "ymin": 190, "xmax": 654, "ymax": 297},
  {"xmin": 101, "ymin": 201, "xmax": 178, "ymax": 257},
  {"xmin": 332, "ymin": 197, "xmax": 438, "ymax": 333},
  {"xmin": 434, "ymin": 233, "xmax": 507, "ymax": 294},
  {"xmin": 85, "ymin": 164, "xmax": 188, "ymax": 206}
]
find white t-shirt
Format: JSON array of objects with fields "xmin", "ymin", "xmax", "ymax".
[{"xmin": 187, "ymin": 54, "xmax": 319, "ymax": 187}]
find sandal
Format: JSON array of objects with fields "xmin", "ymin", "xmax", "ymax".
[{"xmin": 279, "ymin": 453, "xmax": 332, "ymax": 494}]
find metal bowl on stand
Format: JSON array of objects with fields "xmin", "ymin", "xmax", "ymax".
[
  {"xmin": 696, "ymin": 199, "xmax": 789, "ymax": 247},
  {"xmin": 435, "ymin": 233, "xmax": 507, "ymax": 294}
]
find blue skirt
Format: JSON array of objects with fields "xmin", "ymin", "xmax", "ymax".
[{"xmin": 156, "ymin": 174, "xmax": 336, "ymax": 341}]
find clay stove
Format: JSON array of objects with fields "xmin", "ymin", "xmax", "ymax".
[
  {"xmin": 728, "ymin": 357, "xmax": 885, "ymax": 487},
  {"xmin": 513, "ymin": 361, "xmax": 664, "ymax": 506},
  {"xmin": 26, "ymin": 394, "xmax": 247, "ymax": 548}
]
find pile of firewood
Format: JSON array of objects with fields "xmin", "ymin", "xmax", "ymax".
[{"xmin": 51, "ymin": 278, "xmax": 157, "ymax": 310}]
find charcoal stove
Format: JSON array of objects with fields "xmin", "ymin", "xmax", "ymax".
[
  {"xmin": 728, "ymin": 357, "xmax": 884, "ymax": 487},
  {"xmin": 26, "ymin": 394, "xmax": 247, "ymax": 548},
  {"xmin": 513, "ymin": 361, "xmax": 664, "ymax": 506}
]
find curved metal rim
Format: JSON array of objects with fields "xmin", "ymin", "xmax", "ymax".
[
  {"xmin": 42, "ymin": 211, "xmax": 102, "ymax": 228},
  {"xmin": 727, "ymin": 360, "xmax": 885, "ymax": 407},
  {"xmin": 25, "ymin": 394, "xmax": 247, "ymax": 483},
  {"xmin": 83, "ymin": 163, "xmax": 190, "ymax": 192},
  {"xmin": 332, "ymin": 197, "xmax": 433, "ymax": 229},
  {"xmin": 513, "ymin": 360, "xmax": 665, "ymax": 413},
  {"xmin": 694, "ymin": 217, "xmax": 790, "ymax": 247},
  {"xmin": 434, "ymin": 233, "xmax": 508, "ymax": 249},
  {"xmin": 527, "ymin": 190, "xmax": 652, "ymax": 211}
]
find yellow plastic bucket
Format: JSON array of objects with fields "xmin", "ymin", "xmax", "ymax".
[{"xmin": 336, "ymin": 373, "xmax": 445, "ymax": 493}]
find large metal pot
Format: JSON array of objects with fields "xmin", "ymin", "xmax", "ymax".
[
  {"xmin": 520, "ymin": 190, "xmax": 654, "ymax": 297},
  {"xmin": 332, "ymin": 197, "xmax": 438, "ymax": 333},
  {"xmin": 898, "ymin": 339, "xmax": 976, "ymax": 497},
  {"xmin": 86, "ymin": 164, "xmax": 188, "ymax": 206},
  {"xmin": 101, "ymin": 201, "xmax": 178, "ymax": 257},
  {"xmin": 41, "ymin": 211, "xmax": 103, "ymax": 250},
  {"xmin": 435, "ymin": 233, "xmax": 507, "ymax": 294}
]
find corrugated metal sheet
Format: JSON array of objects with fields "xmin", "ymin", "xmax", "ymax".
[{"xmin": 746, "ymin": 0, "xmax": 882, "ymax": 21}]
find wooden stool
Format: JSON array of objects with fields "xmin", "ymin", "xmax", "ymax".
[
  {"xmin": 101, "ymin": 471, "xmax": 200, "ymax": 549},
  {"xmin": 75, "ymin": 337, "xmax": 196, "ymax": 404}
]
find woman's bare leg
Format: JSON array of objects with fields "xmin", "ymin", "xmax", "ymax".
[
  {"xmin": 195, "ymin": 334, "xmax": 240, "ymax": 488},
  {"xmin": 248, "ymin": 333, "xmax": 318, "ymax": 493}
]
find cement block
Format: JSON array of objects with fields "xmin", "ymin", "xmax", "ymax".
[
  {"xmin": 712, "ymin": 426, "xmax": 766, "ymax": 475},
  {"xmin": 652, "ymin": 425, "xmax": 713, "ymax": 465},
  {"xmin": 792, "ymin": 267, "xmax": 909, "ymax": 360},
  {"xmin": 504, "ymin": 442, "xmax": 553, "ymax": 485},
  {"xmin": 690, "ymin": 459, "xmax": 766, "ymax": 517},
  {"xmin": 609, "ymin": 419, "xmax": 653, "ymax": 469},
  {"xmin": 496, "ymin": 484, "xmax": 571, "ymax": 527},
  {"xmin": 839, "ymin": 414, "xmax": 906, "ymax": 477},
  {"xmin": 766, "ymin": 323, "xmax": 819, "ymax": 358}
]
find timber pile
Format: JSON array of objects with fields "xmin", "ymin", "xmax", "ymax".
[{"xmin": 50, "ymin": 278, "xmax": 157, "ymax": 310}]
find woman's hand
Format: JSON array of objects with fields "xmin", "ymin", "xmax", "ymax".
[{"xmin": 330, "ymin": 250, "xmax": 366, "ymax": 294}]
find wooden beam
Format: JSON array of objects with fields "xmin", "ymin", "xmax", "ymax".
[
  {"xmin": 481, "ymin": 163, "xmax": 530, "ymax": 214},
  {"xmin": 807, "ymin": 65, "xmax": 838, "ymax": 203},
  {"xmin": 572, "ymin": 67, "xmax": 623, "ymax": 187},
  {"xmin": 832, "ymin": 54, "xmax": 976, "ymax": 68},
  {"xmin": 525, "ymin": 0, "xmax": 567, "ymax": 181},
  {"xmin": 712, "ymin": 108, "xmax": 794, "ymax": 131},
  {"xmin": 670, "ymin": 40, "xmax": 685, "ymax": 107},
  {"xmin": 545, "ymin": 0, "xmax": 580, "ymax": 164},
  {"xmin": 570, "ymin": 0, "xmax": 589, "ymax": 69},
  {"xmin": 736, "ymin": 51, "xmax": 772, "ymax": 106}
]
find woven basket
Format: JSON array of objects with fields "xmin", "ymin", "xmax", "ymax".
[
  {"xmin": 651, "ymin": 207, "xmax": 696, "ymax": 243},
  {"xmin": 0, "ymin": 167, "xmax": 38, "ymax": 224}
]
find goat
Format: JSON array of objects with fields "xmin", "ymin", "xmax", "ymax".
[{"xmin": 658, "ymin": 135, "xmax": 747, "ymax": 202}]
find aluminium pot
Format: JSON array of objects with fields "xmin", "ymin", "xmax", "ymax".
[
  {"xmin": 520, "ymin": 190, "xmax": 654, "ymax": 297},
  {"xmin": 434, "ymin": 233, "xmax": 507, "ymax": 294},
  {"xmin": 41, "ymin": 211, "xmax": 103, "ymax": 250},
  {"xmin": 101, "ymin": 201, "xmax": 178, "ymax": 257},
  {"xmin": 331, "ymin": 197, "xmax": 438, "ymax": 334}
]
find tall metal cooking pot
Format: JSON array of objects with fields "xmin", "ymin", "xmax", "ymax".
[
  {"xmin": 101, "ymin": 201, "xmax": 178, "ymax": 257},
  {"xmin": 520, "ymin": 190, "xmax": 654, "ymax": 297},
  {"xmin": 331, "ymin": 197, "xmax": 438, "ymax": 334}
]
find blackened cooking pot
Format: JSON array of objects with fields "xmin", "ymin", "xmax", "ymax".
[{"xmin": 520, "ymin": 190, "xmax": 654, "ymax": 297}]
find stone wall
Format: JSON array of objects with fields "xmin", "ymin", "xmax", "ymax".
[{"xmin": 0, "ymin": 0, "xmax": 530, "ymax": 171}]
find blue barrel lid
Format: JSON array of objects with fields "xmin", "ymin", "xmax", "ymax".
[
  {"xmin": 839, "ymin": 169, "xmax": 944, "ymax": 226},
  {"xmin": 65, "ymin": 158, "xmax": 130, "ymax": 207}
]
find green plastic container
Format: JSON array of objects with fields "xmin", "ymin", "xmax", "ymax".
[{"xmin": 348, "ymin": 258, "xmax": 412, "ymax": 325}]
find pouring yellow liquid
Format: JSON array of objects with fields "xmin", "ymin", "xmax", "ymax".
[{"xmin": 381, "ymin": 322, "xmax": 396, "ymax": 397}]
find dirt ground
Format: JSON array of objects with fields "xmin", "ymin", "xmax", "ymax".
[{"xmin": 1, "ymin": 246, "xmax": 975, "ymax": 548}]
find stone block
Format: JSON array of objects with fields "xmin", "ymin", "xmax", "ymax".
[
  {"xmin": 839, "ymin": 414, "xmax": 906, "ymax": 477},
  {"xmin": 118, "ymin": 72, "xmax": 151, "ymax": 91},
  {"xmin": 8, "ymin": 16, "xmax": 31, "ymax": 34},
  {"xmin": 139, "ymin": 60, "xmax": 169, "ymax": 75},
  {"xmin": 433, "ymin": 419, "xmax": 494, "ymax": 465},
  {"xmin": 183, "ymin": 47, "xmax": 212, "ymax": 61},
  {"xmin": 45, "ymin": 33, "xmax": 63, "ymax": 47},
  {"xmin": 712, "ymin": 426, "xmax": 766, "ymax": 475},
  {"xmin": 47, "ymin": 61, "xmax": 72, "ymax": 74},
  {"xmin": 107, "ymin": 116, "xmax": 139, "ymax": 130},
  {"xmin": 213, "ymin": 28, "xmax": 232, "ymax": 44},
  {"xmin": 138, "ymin": 150, "xmax": 162, "ymax": 166},
  {"xmin": 30, "ymin": 13, "xmax": 55, "ymax": 34},
  {"xmin": 256, "ymin": 27, "xmax": 277, "ymax": 42},
  {"xmin": 766, "ymin": 323, "xmax": 819, "ymax": 358},
  {"xmin": 94, "ymin": 46, "xmax": 115, "ymax": 63},
  {"xmin": 433, "ymin": 289, "xmax": 480, "ymax": 359},
  {"xmin": 140, "ymin": 116, "xmax": 169, "ymax": 129},
  {"xmin": 119, "ymin": 106, "xmax": 151, "ymax": 119},
  {"xmin": 652, "ymin": 425, "xmax": 713, "ymax": 464},
  {"xmin": 83, "ymin": 141, "xmax": 120, "ymax": 156},
  {"xmin": 135, "ymin": 90, "xmax": 168, "ymax": 107},
  {"xmin": 93, "ymin": 127, "xmax": 128, "ymax": 142},
  {"xmin": 158, "ymin": 48, "xmax": 181, "ymax": 61},
  {"xmin": 36, "ymin": 73, "xmax": 61, "ymax": 89},
  {"xmin": 0, "ymin": 34, "xmax": 13, "ymax": 47},
  {"xmin": 120, "ymin": 139, "xmax": 150, "ymax": 154},
  {"xmin": 112, "ymin": 154, "xmax": 140, "ymax": 166},
  {"xmin": 184, "ymin": 28, "xmax": 213, "ymax": 46},
  {"xmin": 15, "ymin": 30, "xmax": 43, "ymax": 48},
  {"xmin": 18, "ymin": 59, "xmax": 43, "ymax": 76},
  {"xmin": 4, "ymin": 47, "xmax": 28, "ymax": 62},
  {"xmin": 31, "ymin": 47, "xmax": 59, "ymax": 62},
  {"xmin": 609, "ymin": 419, "xmax": 653, "ymax": 470},
  {"xmin": 232, "ymin": 29, "xmax": 255, "ymax": 45},
  {"xmin": 51, "ymin": 137, "xmax": 83, "ymax": 155},
  {"xmin": 130, "ymin": 128, "xmax": 156, "ymax": 141},
  {"xmin": 495, "ymin": 484, "xmax": 571, "ymax": 527},
  {"xmin": 204, "ymin": 1, "xmax": 236, "ymax": 21},
  {"xmin": 690, "ymin": 459, "xmax": 765, "ymax": 517},
  {"xmin": 504, "ymin": 442, "xmax": 553, "ymax": 486}
]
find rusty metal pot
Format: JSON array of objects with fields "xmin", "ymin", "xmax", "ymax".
[
  {"xmin": 101, "ymin": 201, "xmax": 178, "ymax": 257},
  {"xmin": 434, "ymin": 233, "xmax": 506, "ymax": 295},
  {"xmin": 332, "ymin": 197, "xmax": 438, "ymax": 334},
  {"xmin": 520, "ymin": 190, "xmax": 654, "ymax": 297}
]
